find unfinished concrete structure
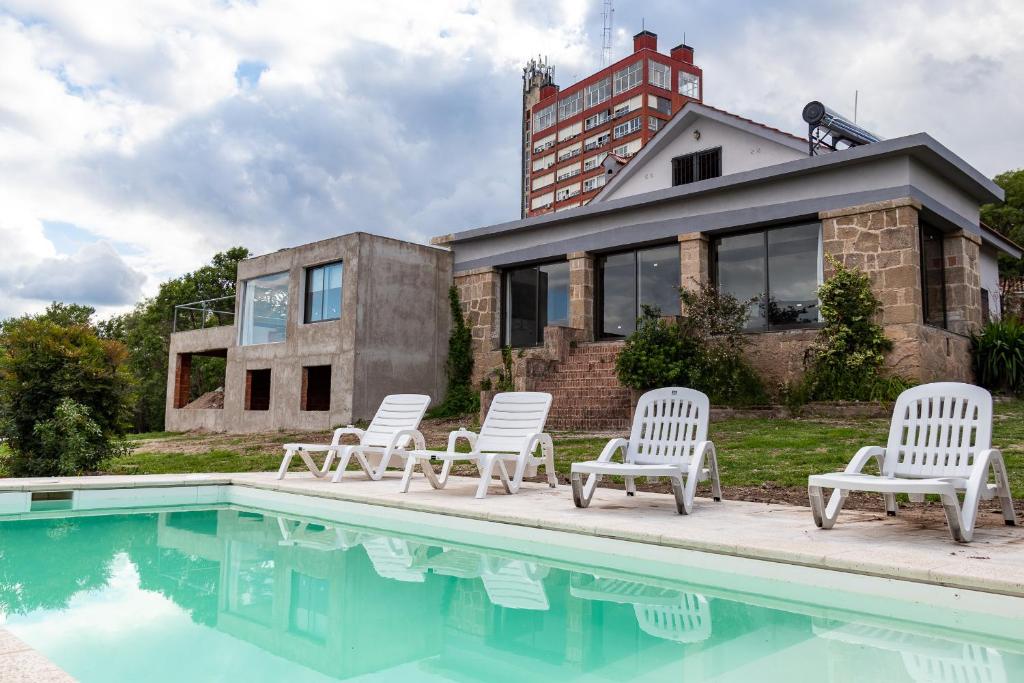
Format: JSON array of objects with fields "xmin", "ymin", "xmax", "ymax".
[{"xmin": 166, "ymin": 233, "xmax": 452, "ymax": 433}]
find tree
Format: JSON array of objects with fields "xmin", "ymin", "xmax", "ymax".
[
  {"xmin": 980, "ymin": 168, "xmax": 1024, "ymax": 277},
  {"xmin": 0, "ymin": 312, "xmax": 132, "ymax": 476},
  {"xmin": 103, "ymin": 247, "xmax": 249, "ymax": 431}
]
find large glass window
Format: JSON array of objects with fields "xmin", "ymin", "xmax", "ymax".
[
  {"xmin": 599, "ymin": 244, "xmax": 680, "ymax": 338},
  {"xmin": 535, "ymin": 103, "xmax": 556, "ymax": 131},
  {"xmin": 240, "ymin": 272, "xmax": 289, "ymax": 345},
  {"xmin": 648, "ymin": 60, "xmax": 671, "ymax": 89},
  {"xmin": 613, "ymin": 61, "xmax": 642, "ymax": 94},
  {"xmin": 558, "ymin": 90, "xmax": 583, "ymax": 121},
  {"xmin": 585, "ymin": 77, "xmax": 611, "ymax": 109},
  {"xmin": 679, "ymin": 71, "xmax": 700, "ymax": 98},
  {"xmin": 921, "ymin": 224, "xmax": 947, "ymax": 328},
  {"xmin": 290, "ymin": 572, "xmax": 329, "ymax": 642},
  {"xmin": 714, "ymin": 223, "xmax": 822, "ymax": 331},
  {"xmin": 613, "ymin": 116, "xmax": 642, "ymax": 139},
  {"xmin": 305, "ymin": 261, "xmax": 342, "ymax": 323},
  {"xmin": 504, "ymin": 262, "xmax": 570, "ymax": 347}
]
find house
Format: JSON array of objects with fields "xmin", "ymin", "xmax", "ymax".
[
  {"xmin": 433, "ymin": 101, "xmax": 1021, "ymax": 429},
  {"xmin": 165, "ymin": 233, "xmax": 452, "ymax": 433}
]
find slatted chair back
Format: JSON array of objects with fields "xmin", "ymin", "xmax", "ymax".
[
  {"xmin": 633, "ymin": 593, "xmax": 712, "ymax": 644},
  {"xmin": 476, "ymin": 392, "xmax": 552, "ymax": 453},
  {"xmin": 902, "ymin": 644, "xmax": 1006, "ymax": 683},
  {"xmin": 360, "ymin": 394, "xmax": 431, "ymax": 449},
  {"xmin": 884, "ymin": 383, "xmax": 993, "ymax": 479},
  {"xmin": 627, "ymin": 387, "xmax": 710, "ymax": 466}
]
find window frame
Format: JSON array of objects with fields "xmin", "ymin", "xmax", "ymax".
[
  {"xmin": 679, "ymin": 71, "xmax": 700, "ymax": 98},
  {"xmin": 501, "ymin": 259, "xmax": 571, "ymax": 348},
  {"xmin": 613, "ymin": 60, "xmax": 642, "ymax": 94},
  {"xmin": 534, "ymin": 103, "xmax": 556, "ymax": 131},
  {"xmin": 558, "ymin": 90, "xmax": 583, "ymax": 121},
  {"xmin": 585, "ymin": 77, "xmax": 611, "ymax": 109},
  {"xmin": 920, "ymin": 223, "xmax": 948, "ymax": 330},
  {"xmin": 648, "ymin": 59, "xmax": 671, "ymax": 90},
  {"xmin": 710, "ymin": 223, "xmax": 824, "ymax": 333},
  {"xmin": 671, "ymin": 147, "xmax": 722, "ymax": 186},
  {"xmin": 613, "ymin": 116, "xmax": 642, "ymax": 139},
  {"xmin": 596, "ymin": 243, "xmax": 681, "ymax": 340},
  {"xmin": 303, "ymin": 260, "xmax": 343, "ymax": 324},
  {"xmin": 240, "ymin": 271, "xmax": 289, "ymax": 346}
]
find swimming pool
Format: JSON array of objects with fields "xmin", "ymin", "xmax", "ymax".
[{"xmin": 1, "ymin": 490, "xmax": 1022, "ymax": 682}]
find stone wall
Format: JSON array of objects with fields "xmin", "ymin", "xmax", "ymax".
[
  {"xmin": 568, "ymin": 252, "xmax": 595, "ymax": 340},
  {"xmin": 453, "ymin": 266, "xmax": 503, "ymax": 385}
]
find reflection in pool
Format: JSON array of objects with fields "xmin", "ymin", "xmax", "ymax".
[{"xmin": 0, "ymin": 509, "xmax": 1020, "ymax": 682}]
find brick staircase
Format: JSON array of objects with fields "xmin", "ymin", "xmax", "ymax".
[{"xmin": 533, "ymin": 340, "xmax": 632, "ymax": 431}]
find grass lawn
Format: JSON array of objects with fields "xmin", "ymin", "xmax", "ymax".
[{"xmin": 96, "ymin": 398, "xmax": 1024, "ymax": 506}]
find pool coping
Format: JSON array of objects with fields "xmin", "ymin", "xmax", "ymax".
[
  {"xmin": 2, "ymin": 472, "xmax": 1023, "ymax": 598},
  {"xmin": 0, "ymin": 628, "xmax": 77, "ymax": 682}
]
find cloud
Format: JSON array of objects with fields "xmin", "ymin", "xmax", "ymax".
[
  {"xmin": 13, "ymin": 241, "xmax": 146, "ymax": 307},
  {"xmin": 0, "ymin": 0, "xmax": 1022, "ymax": 321}
]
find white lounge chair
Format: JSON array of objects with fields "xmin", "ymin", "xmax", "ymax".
[
  {"xmin": 276, "ymin": 517, "xmax": 361, "ymax": 551},
  {"xmin": 399, "ymin": 392, "xmax": 556, "ymax": 498},
  {"xmin": 277, "ymin": 394, "xmax": 431, "ymax": 481},
  {"xmin": 417, "ymin": 549, "xmax": 550, "ymax": 610},
  {"xmin": 808, "ymin": 382, "xmax": 1017, "ymax": 542},
  {"xmin": 360, "ymin": 536, "xmax": 427, "ymax": 583},
  {"xmin": 570, "ymin": 387, "xmax": 722, "ymax": 514}
]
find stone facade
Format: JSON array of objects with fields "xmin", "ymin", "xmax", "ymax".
[
  {"xmin": 568, "ymin": 252, "xmax": 595, "ymax": 340},
  {"xmin": 453, "ymin": 266, "xmax": 503, "ymax": 385},
  {"xmin": 679, "ymin": 232, "xmax": 710, "ymax": 296}
]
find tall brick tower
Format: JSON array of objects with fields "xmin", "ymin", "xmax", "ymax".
[{"xmin": 521, "ymin": 31, "xmax": 703, "ymax": 217}]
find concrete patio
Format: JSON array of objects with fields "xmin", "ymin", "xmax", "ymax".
[{"xmin": 2, "ymin": 471, "xmax": 1022, "ymax": 597}]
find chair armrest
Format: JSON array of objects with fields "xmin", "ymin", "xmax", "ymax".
[
  {"xmin": 520, "ymin": 432, "xmax": 554, "ymax": 458},
  {"xmin": 844, "ymin": 446, "xmax": 886, "ymax": 474},
  {"xmin": 693, "ymin": 440, "xmax": 716, "ymax": 462},
  {"xmin": 596, "ymin": 438, "xmax": 629, "ymax": 463},
  {"xmin": 447, "ymin": 428, "xmax": 479, "ymax": 454},
  {"xmin": 969, "ymin": 448, "xmax": 1004, "ymax": 487},
  {"xmin": 332, "ymin": 425, "xmax": 366, "ymax": 445},
  {"xmin": 386, "ymin": 428, "xmax": 426, "ymax": 452}
]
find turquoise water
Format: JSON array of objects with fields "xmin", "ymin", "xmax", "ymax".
[{"xmin": 1, "ymin": 507, "xmax": 1022, "ymax": 682}]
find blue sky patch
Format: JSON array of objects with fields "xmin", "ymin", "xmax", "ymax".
[{"xmin": 235, "ymin": 60, "xmax": 269, "ymax": 89}]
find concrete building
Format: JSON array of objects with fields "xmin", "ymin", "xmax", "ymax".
[
  {"xmin": 436, "ymin": 101, "xmax": 1022, "ymax": 430},
  {"xmin": 165, "ymin": 233, "xmax": 451, "ymax": 433},
  {"xmin": 522, "ymin": 30, "xmax": 703, "ymax": 218}
]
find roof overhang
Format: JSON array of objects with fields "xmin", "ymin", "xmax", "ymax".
[{"xmin": 980, "ymin": 223, "xmax": 1023, "ymax": 259}]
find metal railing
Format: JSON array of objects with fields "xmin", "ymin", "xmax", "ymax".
[{"xmin": 172, "ymin": 295, "xmax": 236, "ymax": 333}]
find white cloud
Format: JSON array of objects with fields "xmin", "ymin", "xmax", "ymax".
[{"xmin": 0, "ymin": 0, "xmax": 1022, "ymax": 320}]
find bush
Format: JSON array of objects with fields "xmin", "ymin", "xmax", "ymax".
[
  {"xmin": 800, "ymin": 256, "xmax": 911, "ymax": 401},
  {"xmin": 32, "ymin": 399, "xmax": 131, "ymax": 475},
  {"xmin": 428, "ymin": 286, "xmax": 479, "ymax": 417},
  {"xmin": 490, "ymin": 346, "xmax": 517, "ymax": 392},
  {"xmin": 0, "ymin": 311, "xmax": 132, "ymax": 476},
  {"xmin": 615, "ymin": 287, "xmax": 768, "ymax": 407},
  {"xmin": 972, "ymin": 317, "xmax": 1024, "ymax": 395}
]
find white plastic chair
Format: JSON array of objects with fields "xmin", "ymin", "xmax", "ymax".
[
  {"xmin": 277, "ymin": 394, "xmax": 431, "ymax": 481},
  {"xmin": 360, "ymin": 536, "xmax": 427, "ymax": 583},
  {"xmin": 276, "ymin": 517, "xmax": 361, "ymax": 551},
  {"xmin": 479, "ymin": 559, "xmax": 550, "ymax": 611},
  {"xmin": 570, "ymin": 387, "xmax": 722, "ymax": 514},
  {"xmin": 399, "ymin": 392, "xmax": 556, "ymax": 498},
  {"xmin": 808, "ymin": 382, "xmax": 1016, "ymax": 542}
]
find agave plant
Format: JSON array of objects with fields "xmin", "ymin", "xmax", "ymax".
[{"xmin": 971, "ymin": 317, "xmax": 1024, "ymax": 395}]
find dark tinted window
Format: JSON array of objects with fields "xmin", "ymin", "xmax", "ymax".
[
  {"xmin": 921, "ymin": 224, "xmax": 947, "ymax": 328},
  {"xmin": 599, "ymin": 245, "xmax": 681, "ymax": 338},
  {"xmin": 504, "ymin": 261, "xmax": 569, "ymax": 347},
  {"xmin": 714, "ymin": 224, "xmax": 822, "ymax": 331}
]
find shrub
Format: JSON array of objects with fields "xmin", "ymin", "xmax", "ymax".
[
  {"xmin": 428, "ymin": 286, "xmax": 479, "ymax": 417},
  {"xmin": 32, "ymin": 399, "xmax": 131, "ymax": 475},
  {"xmin": 801, "ymin": 256, "xmax": 911, "ymax": 401},
  {"xmin": 972, "ymin": 317, "xmax": 1024, "ymax": 395},
  {"xmin": 0, "ymin": 312, "xmax": 132, "ymax": 476},
  {"xmin": 615, "ymin": 287, "xmax": 768, "ymax": 407}
]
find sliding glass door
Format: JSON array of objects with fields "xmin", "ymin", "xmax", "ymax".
[
  {"xmin": 598, "ymin": 244, "xmax": 680, "ymax": 338},
  {"xmin": 504, "ymin": 261, "xmax": 570, "ymax": 347}
]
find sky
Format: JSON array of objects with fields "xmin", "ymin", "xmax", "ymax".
[{"xmin": 1, "ymin": 0, "xmax": 1022, "ymax": 320}]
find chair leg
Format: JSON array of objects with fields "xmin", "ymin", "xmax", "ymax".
[
  {"xmin": 297, "ymin": 450, "xmax": 328, "ymax": 479},
  {"xmin": 277, "ymin": 449, "xmax": 295, "ymax": 480},
  {"xmin": 571, "ymin": 472, "xmax": 597, "ymax": 508},
  {"xmin": 992, "ymin": 459, "xmax": 1018, "ymax": 527},
  {"xmin": 883, "ymin": 493, "xmax": 898, "ymax": 517},
  {"xmin": 940, "ymin": 492, "xmax": 969, "ymax": 543},
  {"xmin": 475, "ymin": 456, "xmax": 497, "ymax": 499},
  {"xmin": 625, "ymin": 476, "xmax": 636, "ymax": 497},
  {"xmin": 330, "ymin": 447, "xmax": 355, "ymax": 483},
  {"xmin": 809, "ymin": 485, "xmax": 846, "ymax": 529},
  {"xmin": 670, "ymin": 475, "xmax": 690, "ymax": 515}
]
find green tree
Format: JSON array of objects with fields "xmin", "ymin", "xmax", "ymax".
[
  {"xmin": 104, "ymin": 247, "xmax": 249, "ymax": 431},
  {"xmin": 0, "ymin": 313, "xmax": 132, "ymax": 476},
  {"xmin": 980, "ymin": 168, "xmax": 1024, "ymax": 277}
]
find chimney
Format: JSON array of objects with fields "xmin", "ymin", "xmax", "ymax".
[
  {"xmin": 671, "ymin": 43, "xmax": 694, "ymax": 64},
  {"xmin": 539, "ymin": 83, "xmax": 559, "ymax": 100},
  {"xmin": 633, "ymin": 30, "xmax": 657, "ymax": 53}
]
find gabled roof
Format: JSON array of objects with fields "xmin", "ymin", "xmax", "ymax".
[{"xmin": 593, "ymin": 101, "xmax": 807, "ymax": 201}]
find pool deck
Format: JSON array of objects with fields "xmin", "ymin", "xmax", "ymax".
[
  {"xmin": 0, "ymin": 629, "xmax": 76, "ymax": 682},
  {"xmin": 2, "ymin": 471, "xmax": 1023, "ymax": 598}
]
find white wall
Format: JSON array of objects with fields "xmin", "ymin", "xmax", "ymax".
[
  {"xmin": 603, "ymin": 116, "xmax": 806, "ymax": 201},
  {"xmin": 980, "ymin": 245, "xmax": 1002, "ymax": 321}
]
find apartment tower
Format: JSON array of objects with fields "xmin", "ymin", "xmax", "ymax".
[{"xmin": 521, "ymin": 30, "xmax": 703, "ymax": 217}]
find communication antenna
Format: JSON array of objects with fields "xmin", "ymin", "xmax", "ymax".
[{"xmin": 601, "ymin": 0, "xmax": 614, "ymax": 66}]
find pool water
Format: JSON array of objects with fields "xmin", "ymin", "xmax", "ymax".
[{"xmin": 1, "ymin": 506, "xmax": 1022, "ymax": 682}]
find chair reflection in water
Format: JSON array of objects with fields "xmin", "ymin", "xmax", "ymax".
[
  {"xmin": 570, "ymin": 574, "xmax": 712, "ymax": 644},
  {"xmin": 812, "ymin": 619, "xmax": 1007, "ymax": 683},
  {"xmin": 417, "ymin": 548, "xmax": 550, "ymax": 611}
]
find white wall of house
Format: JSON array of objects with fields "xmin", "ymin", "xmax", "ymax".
[
  {"xmin": 602, "ymin": 116, "xmax": 806, "ymax": 201},
  {"xmin": 980, "ymin": 245, "xmax": 1002, "ymax": 321}
]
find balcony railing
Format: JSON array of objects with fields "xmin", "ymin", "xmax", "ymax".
[{"xmin": 173, "ymin": 295, "xmax": 236, "ymax": 333}]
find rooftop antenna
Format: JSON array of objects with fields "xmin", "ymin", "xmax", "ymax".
[{"xmin": 601, "ymin": 0, "xmax": 614, "ymax": 66}]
